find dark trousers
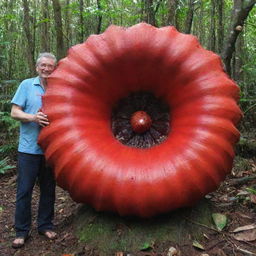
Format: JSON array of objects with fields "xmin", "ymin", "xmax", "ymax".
[{"xmin": 15, "ymin": 152, "xmax": 56, "ymax": 238}]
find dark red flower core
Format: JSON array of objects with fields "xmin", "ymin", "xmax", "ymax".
[
  {"xmin": 130, "ymin": 111, "xmax": 152, "ymax": 134},
  {"xmin": 111, "ymin": 91, "xmax": 170, "ymax": 148}
]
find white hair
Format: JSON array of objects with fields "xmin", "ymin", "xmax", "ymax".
[{"xmin": 36, "ymin": 52, "xmax": 57, "ymax": 66}]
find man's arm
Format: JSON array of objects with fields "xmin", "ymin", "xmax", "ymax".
[{"xmin": 11, "ymin": 104, "xmax": 49, "ymax": 127}]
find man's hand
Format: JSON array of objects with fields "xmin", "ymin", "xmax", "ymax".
[
  {"xmin": 34, "ymin": 111, "xmax": 49, "ymax": 127},
  {"xmin": 11, "ymin": 104, "xmax": 50, "ymax": 127}
]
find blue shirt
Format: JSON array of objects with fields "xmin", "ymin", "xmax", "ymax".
[{"xmin": 11, "ymin": 77, "xmax": 45, "ymax": 155}]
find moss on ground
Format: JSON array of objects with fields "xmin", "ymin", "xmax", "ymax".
[{"xmin": 75, "ymin": 199, "xmax": 213, "ymax": 255}]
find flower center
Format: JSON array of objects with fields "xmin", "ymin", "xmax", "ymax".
[
  {"xmin": 111, "ymin": 91, "xmax": 170, "ymax": 148},
  {"xmin": 130, "ymin": 111, "xmax": 152, "ymax": 133}
]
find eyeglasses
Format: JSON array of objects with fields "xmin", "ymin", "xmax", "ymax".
[{"xmin": 38, "ymin": 63, "xmax": 55, "ymax": 69}]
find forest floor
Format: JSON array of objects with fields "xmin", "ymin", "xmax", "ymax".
[{"xmin": 0, "ymin": 154, "xmax": 256, "ymax": 256}]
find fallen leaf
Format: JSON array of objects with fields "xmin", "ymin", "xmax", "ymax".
[
  {"xmin": 236, "ymin": 190, "xmax": 249, "ymax": 196},
  {"xmin": 250, "ymin": 194, "xmax": 256, "ymax": 204},
  {"xmin": 212, "ymin": 213, "xmax": 227, "ymax": 231},
  {"xmin": 203, "ymin": 233, "xmax": 209, "ymax": 239},
  {"xmin": 192, "ymin": 241, "xmax": 204, "ymax": 250},
  {"xmin": 232, "ymin": 224, "xmax": 256, "ymax": 233},
  {"xmin": 246, "ymin": 187, "xmax": 256, "ymax": 195},
  {"xmin": 167, "ymin": 247, "xmax": 178, "ymax": 256},
  {"xmin": 4, "ymin": 175, "xmax": 17, "ymax": 186},
  {"xmin": 233, "ymin": 229, "xmax": 256, "ymax": 242},
  {"xmin": 140, "ymin": 242, "xmax": 153, "ymax": 251},
  {"xmin": 237, "ymin": 212, "xmax": 252, "ymax": 219},
  {"xmin": 236, "ymin": 246, "xmax": 256, "ymax": 255}
]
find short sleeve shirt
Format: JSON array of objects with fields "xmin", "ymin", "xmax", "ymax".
[{"xmin": 11, "ymin": 77, "xmax": 45, "ymax": 155}]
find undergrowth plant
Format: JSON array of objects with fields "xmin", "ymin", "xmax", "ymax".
[
  {"xmin": 0, "ymin": 80, "xmax": 20, "ymax": 161},
  {"xmin": 0, "ymin": 111, "xmax": 19, "ymax": 158},
  {"xmin": 0, "ymin": 157, "xmax": 15, "ymax": 174}
]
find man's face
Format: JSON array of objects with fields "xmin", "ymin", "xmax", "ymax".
[{"xmin": 36, "ymin": 57, "xmax": 56, "ymax": 79}]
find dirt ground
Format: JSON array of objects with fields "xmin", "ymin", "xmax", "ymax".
[{"xmin": 0, "ymin": 155, "xmax": 256, "ymax": 256}]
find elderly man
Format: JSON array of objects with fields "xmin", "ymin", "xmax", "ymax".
[{"xmin": 11, "ymin": 52, "xmax": 57, "ymax": 248}]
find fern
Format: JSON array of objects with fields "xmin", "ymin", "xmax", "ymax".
[{"xmin": 0, "ymin": 157, "xmax": 15, "ymax": 174}]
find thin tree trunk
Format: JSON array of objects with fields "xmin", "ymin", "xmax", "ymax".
[
  {"xmin": 96, "ymin": 0, "xmax": 102, "ymax": 34},
  {"xmin": 167, "ymin": 0, "xmax": 176, "ymax": 26},
  {"xmin": 52, "ymin": 0, "xmax": 65, "ymax": 60},
  {"xmin": 79, "ymin": 0, "xmax": 85, "ymax": 42},
  {"xmin": 233, "ymin": 32, "xmax": 244, "ymax": 81},
  {"xmin": 216, "ymin": 0, "xmax": 224, "ymax": 54},
  {"xmin": 145, "ymin": 0, "xmax": 155, "ymax": 26},
  {"xmin": 6, "ymin": 0, "xmax": 16, "ymax": 78},
  {"xmin": 221, "ymin": 0, "xmax": 256, "ymax": 76},
  {"xmin": 84, "ymin": 0, "xmax": 92, "ymax": 38},
  {"xmin": 174, "ymin": 0, "xmax": 182, "ymax": 31},
  {"xmin": 184, "ymin": 0, "xmax": 195, "ymax": 34},
  {"xmin": 142, "ymin": 0, "xmax": 162, "ymax": 26},
  {"xmin": 208, "ymin": 0, "xmax": 216, "ymax": 51},
  {"xmin": 40, "ymin": 0, "xmax": 50, "ymax": 52},
  {"xmin": 198, "ymin": 0, "xmax": 204, "ymax": 43},
  {"xmin": 22, "ymin": 0, "xmax": 35, "ymax": 74},
  {"xmin": 64, "ymin": 0, "xmax": 71, "ymax": 47}
]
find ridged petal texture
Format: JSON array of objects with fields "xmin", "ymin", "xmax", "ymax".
[{"xmin": 39, "ymin": 23, "xmax": 242, "ymax": 217}]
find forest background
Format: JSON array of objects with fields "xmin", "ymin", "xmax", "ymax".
[
  {"xmin": 0, "ymin": 0, "xmax": 255, "ymax": 178},
  {"xmin": 0, "ymin": 1, "xmax": 256, "ymax": 255}
]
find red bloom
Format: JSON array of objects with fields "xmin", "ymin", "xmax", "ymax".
[{"xmin": 39, "ymin": 23, "xmax": 242, "ymax": 217}]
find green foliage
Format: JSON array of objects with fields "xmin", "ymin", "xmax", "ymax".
[
  {"xmin": 36, "ymin": 18, "xmax": 51, "ymax": 26},
  {"xmin": 0, "ymin": 111, "xmax": 18, "ymax": 158},
  {"xmin": 0, "ymin": 0, "xmax": 255, "ymax": 130},
  {"xmin": 0, "ymin": 111, "xmax": 19, "ymax": 135},
  {"xmin": 0, "ymin": 157, "xmax": 15, "ymax": 174},
  {"xmin": 0, "ymin": 143, "xmax": 17, "ymax": 157},
  {"xmin": 212, "ymin": 213, "xmax": 227, "ymax": 231},
  {"xmin": 0, "ymin": 80, "xmax": 19, "ymax": 158},
  {"xmin": 246, "ymin": 187, "xmax": 256, "ymax": 195}
]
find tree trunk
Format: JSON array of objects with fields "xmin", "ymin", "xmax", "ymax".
[
  {"xmin": 96, "ymin": 0, "xmax": 102, "ymax": 34},
  {"xmin": 5, "ymin": 0, "xmax": 17, "ymax": 79},
  {"xmin": 233, "ymin": 32, "xmax": 244, "ymax": 81},
  {"xmin": 184, "ymin": 0, "xmax": 195, "ymax": 34},
  {"xmin": 208, "ymin": 0, "xmax": 216, "ymax": 51},
  {"xmin": 141, "ymin": 0, "xmax": 162, "ymax": 26},
  {"xmin": 64, "ymin": 0, "xmax": 71, "ymax": 47},
  {"xmin": 198, "ymin": 0, "xmax": 204, "ymax": 43},
  {"xmin": 167, "ymin": 0, "xmax": 176, "ymax": 26},
  {"xmin": 84, "ymin": 0, "xmax": 92, "ymax": 38},
  {"xmin": 221, "ymin": 0, "xmax": 256, "ymax": 76},
  {"xmin": 52, "ymin": 0, "xmax": 65, "ymax": 60},
  {"xmin": 40, "ymin": 0, "xmax": 50, "ymax": 52},
  {"xmin": 216, "ymin": 0, "xmax": 224, "ymax": 54},
  {"xmin": 79, "ymin": 0, "xmax": 85, "ymax": 42},
  {"xmin": 22, "ymin": 0, "xmax": 35, "ymax": 74},
  {"xmin": 144, "ymin": 0, "xmax": 156, "ymax": 26}
]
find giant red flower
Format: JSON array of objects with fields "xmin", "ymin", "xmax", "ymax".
[{"xmin": 39, "ymin": 23, "xmax": 242, "ymax": 217}]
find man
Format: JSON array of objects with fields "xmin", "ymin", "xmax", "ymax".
[{"xmin": 10, "ymin": 52, "xmax": 57, "ymax": 248}]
